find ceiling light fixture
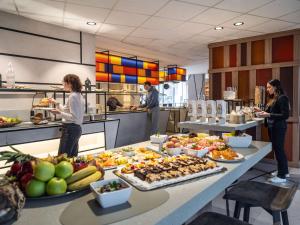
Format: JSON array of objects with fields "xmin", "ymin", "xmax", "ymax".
[
  {"xmin": 233, "ymin": 22, "xmax": 244, "ymax": 26},
  {"xmin": 87, "ymin": 21, "xmax": 97, "ymax": 26},
  {"xmin": 214, "ymin": 26, "xmax": 223, "ymax": 30}
]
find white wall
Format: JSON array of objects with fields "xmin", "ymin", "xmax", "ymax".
[
  {"xmin": 186, "ymin": 62, "xmax": 209, "ymax": 75},
  {"xmin": 0, "ymin": 11, "xmax": 96, "ymax": 120}
]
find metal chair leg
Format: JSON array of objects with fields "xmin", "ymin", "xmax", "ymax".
[
  {"xmin": 281, "ymin": 210, "xmax": 289, "ymax": 225},
  {"xmin": 233, "ymin": 201, "xmax": 241, "ymax": 219},
  {"xmin": 225, "ymin": 188, "xmax": 230, "ymax": 217},
  {"xmin": 243, "ymin": 206, "xmax": 250, "ymax": 222},
  {"xmin": 272, "ymin": 211, "xmax": 281, "ymax": 225}
]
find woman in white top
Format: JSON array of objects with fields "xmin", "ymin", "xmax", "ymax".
[{"xmin": 49, "ymin": 74, "xmax": 85, "ymax": 157}]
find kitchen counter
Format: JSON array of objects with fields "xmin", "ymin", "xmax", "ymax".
[{"xmin": 13, "ymin": 140, "xmax": 271, "ymax": 225}]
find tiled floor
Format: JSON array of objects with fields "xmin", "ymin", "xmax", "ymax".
[{"xmin": 210, "ymin": 162, "xmax": 300, "ymax": 225}]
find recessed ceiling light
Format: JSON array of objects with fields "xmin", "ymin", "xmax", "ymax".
[
  {"xmin": 87, "ymin": 21, "xmax": 97, "ymax": 26},
  {"xmin": 234, "ymin": 22, "xmax": 244, "ymax": 26},
  {"xmin": 214, "ymin": 26, "xmax": 223, "ymax": 30}
]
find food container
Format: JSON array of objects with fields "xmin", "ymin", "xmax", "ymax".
[
  {"xmin": 165, "ymin": 147, "xmax": 182, "ymax": 156},
  {"xmin": 229, "ymin": 111, "xmax": 246, "ymax": 124},
  {"xmin": 222, "ymin": 133, "xmax": 252, "ymax": 148},
  {"xmin": 90, "ymin": 178, "xmax": 132, "ymax": 208},
  {"xmin": 183, "ymin": 146, "xmax": 209, "ymax": 158},
  {"xmin": 150, "ymin": 134, "xmax": 168, "ymax": 143}
]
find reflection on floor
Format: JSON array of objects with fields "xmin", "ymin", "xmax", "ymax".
[{"xmin": 211, "ymin": 162, "xmax": 300, "ymax": 225}]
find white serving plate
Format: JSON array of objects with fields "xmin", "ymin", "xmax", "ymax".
[
  {"xmin": 90, "ymin": 178, "xmax": 132, "ymax": 208},
  {"xmin": 207, "ymin": 152, "xmax": 244, "ymax": 163}
]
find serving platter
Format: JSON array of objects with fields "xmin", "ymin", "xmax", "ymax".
[
  {"xmin": 114, "ymin": 166, "xmax": 226, "ymax": 191},
  {"xmin": 207, "ymin": 152, "xmax": 244, "ymax": 163}
]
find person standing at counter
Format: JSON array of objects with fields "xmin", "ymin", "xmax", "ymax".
[
  {"xmin": 140, "ymin": 81, "xmax": 159, "ymax": 135},
  {"xmin": 256, "ymin": 79, "xmax": 290, "ymax": 183},
  {"xmin": 49, "ymin": 74, "xmax": 85, "ymax": 157},
  {"xmin": 107, "ymin": 96, "xmax": 123, "ymax": 111}
]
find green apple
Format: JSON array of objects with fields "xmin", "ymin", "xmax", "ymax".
[
  {"xmin": 26, "ymin": 179, "xmax": 46, "ymax": 197},
  {"xmin": 55, "ymin": 161, "xmax": 73, "ymax": 179},
  {"xmin": 34, "ymin": 161, "xmax": 55, "ymax": 182},
  {"xmin": 46, "ymin": 177, "xmax": 67, "ymax": 195}
]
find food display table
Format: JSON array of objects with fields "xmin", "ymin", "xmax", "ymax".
[
  {"xmin": 13, "ymin": 140, "xmax": 271, "ymax": 225},
  {"xmin": 178, "ymin": 118, "xmax": 264, "ymax": 132}
]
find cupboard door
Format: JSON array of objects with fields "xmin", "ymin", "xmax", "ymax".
[
  {"xmin": 238, "ymin": 70, "xmax": 250, "ymax": 100},
  {"xmin": 211, "ymin": 73, "xmax": 222, "ymax": 100},
  {"xmin": 280, "ymin": 67, "xmax": 293, "ymax": 116},
  {"xmin": 212, "ymin": 46, "xmax": 224, "ymax": 69}
]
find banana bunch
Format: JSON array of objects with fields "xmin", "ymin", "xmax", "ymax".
[{"xmin": 66, "ymin": 166, "xmax": 103, "ymax": 191}]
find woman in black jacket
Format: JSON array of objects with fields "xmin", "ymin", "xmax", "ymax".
[{"xmin": 256, "ymin": 79, "xmax": 290, "ymax": 183}]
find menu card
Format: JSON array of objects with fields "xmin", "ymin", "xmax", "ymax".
[{"xmin": 206, "ymin": 100, "xmax": 216, "ymax": 118}]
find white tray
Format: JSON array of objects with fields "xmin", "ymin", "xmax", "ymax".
[{"xmin": 114, "ymin": 165, "xmax": 225, "ymax": 191}]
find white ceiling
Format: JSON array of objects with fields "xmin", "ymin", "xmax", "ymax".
[{"xmin": 0, "ymin": 0, "xmax": 300, "ymax": 66}]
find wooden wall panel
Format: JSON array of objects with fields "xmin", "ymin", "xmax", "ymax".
[
  {"xmin": 212, "ymin": 46, "xmax": 224, "ymax": 69},
  {"xmin": 211, "ymin": 73, "xmax": 222, "ymax": 100},
  {"xmin": 251, "ymin": 40, "xmax": 265, "ymax": 65},
  {"xmin": 229, "ymin": 44, "xmax": 237, "ymax": 67},
  {"xmin": 256, "ymin": 68, "xmax": 272, "ymax": 86},
  {"xmin": 225, "ymin": 71, "xmax": 232, "ymax": 89},
  {"xmin": 280, "ymin": 67, "xmax": 293, "ymax": 115},
  {"xmin": 238, "ymin": 70, "xmax": 250, "ymax": 100},
  {"xmin": 272, "ymin": 35, "xmax": 294, "ymax": 63},
  {"xmin": 240, "ymin": 42, "xmax": 247, "ymax": 66}
]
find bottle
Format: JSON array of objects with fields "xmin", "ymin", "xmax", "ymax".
[{"xmin": 6, "ymin": 62, "xmax": 15, "ymax": 88}]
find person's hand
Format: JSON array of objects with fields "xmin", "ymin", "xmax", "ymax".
[
  {"xmin": 256, "ymin": 111, "xmax": 270, "ymax": 118},
  {"xmin": 48, "ymin": 98, "xmax": 57, "ymax": 104},
  {"xmin": 50, "ymin": 109, "xmax": 61, "ymax": 114},
  {"xmin": 253, "ymin": 107, "xmax": 262, "ymax": 112}
]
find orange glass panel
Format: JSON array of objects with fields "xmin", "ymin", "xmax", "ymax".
[{"xmin": 238, "ymin": 70, "xmax": 250, "ymax": 100}]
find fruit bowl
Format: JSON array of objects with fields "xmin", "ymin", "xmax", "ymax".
[
  {"xmin": 150, "ymin": 134, "xmax": 168, "ymax": 143},
  {"xmin": 183, "ymin": 145, "xmax": 209, "ymax": 158},
  {"xmin": 222, "ymin": 133, "xmax": 252, "ymax": 148},
  {"xmin": 90, "ymin": 178, "xmax": 132, "ymax": 208},
  {"xmin": 165, "ymin": 147, "xmax": 182, "ymax": 156}
]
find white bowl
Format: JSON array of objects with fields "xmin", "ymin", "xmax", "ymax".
[
  {"xmin": 183, "ymin": 147, "xmax": 209, "ymax": 158},
  {"xmin": 150, "ymin": 134, "xmax": 168, "ymax": 143},
  {"xmin": 90, "ymin": 178, "xmax": 132, "ymax": 208},
  {"xmin": 222, "ymin": 133, "xmax": 252, "ymax": 148},
  {"xmin": 166, "ymin": 147, "xmax": 182, "ymax": 156}
]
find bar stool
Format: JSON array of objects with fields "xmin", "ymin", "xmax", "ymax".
[
  {"xmin": 223, "ymin": 181, "xmax": 298, "ymax": 225},
  {"xmin": 188, "ymin": 212, "xmax": 252, "ymax": 225}
]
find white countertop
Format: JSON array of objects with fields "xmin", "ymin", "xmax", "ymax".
[
  {"xmin": 14, "ymin": 140, "xmax": 271, "ymax": 225},
  {"xmin": 178, "ymin": 118, "xmax": 264, "ymax": 132}
]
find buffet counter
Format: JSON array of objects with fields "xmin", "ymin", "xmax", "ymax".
[
  {"xmin": 178, "ymin": 118, "xmax": 264, "ymax": 132},
  {"xmin": 0, "ymin": 119, "xmax": 119, "ymax": 150},
  {"xmin": 14, "ymin": 140, "xmax": 271, "ymax": 225},
  {"xmin": 107, "ymin": 109, "xmax": 170, "ymax": 147}
]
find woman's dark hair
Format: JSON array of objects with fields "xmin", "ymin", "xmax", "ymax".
[
  {"xmin": 268, "ymin": 79, "xmax": 284, "ymax": 96},
  {"xmin": 63, "ymin": 74, "xmax": 82, "ymax": 92},
  {"xmin": 144, "ymin": 81, "xmax": 152, "ymax": 86}
]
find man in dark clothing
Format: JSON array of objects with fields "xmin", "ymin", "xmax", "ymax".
[
  {"xmin": 107, "ymin": 96, "xmax": 123, "ymax": 111},
  {"xmin": 140, "ymin": 81, "xmax": 160, "ymax": 135}
]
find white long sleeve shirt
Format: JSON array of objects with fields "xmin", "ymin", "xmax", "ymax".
[{"xmin": 58, "ymin": 92, "xmax": 84, "ymax": 125}]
